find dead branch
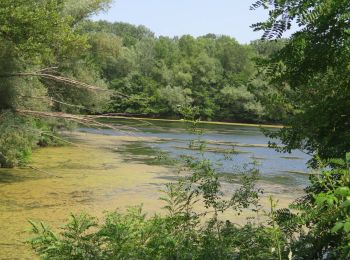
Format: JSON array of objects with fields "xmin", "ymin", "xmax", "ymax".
[
  {"xmin": 9, "ymin": 72, "xmax": 106, "ymax": 92},
  {"xmin": 18, "ymin": 94, "xmax": 92, "ymax": 111},
  {"xmin": 15, "ymin": 109, "xmax": 139, "ymax": 135},
  {"xmin": 34, "ymin": 67, "xmax": 59, "ymax": 73},
  {"xmin": 1, "ymin": 70, "xmax": 129, "ymax": 98}
]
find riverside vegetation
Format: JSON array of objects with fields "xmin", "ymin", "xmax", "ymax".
[{"xmin": 1, "ymin": 0, "xmax": 350, "ymax": 259}]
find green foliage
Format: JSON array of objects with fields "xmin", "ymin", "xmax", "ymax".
[
  {"xmin": 250, "ymin": 39, "xmax": 288, "ymax": 58},
  {"xmin": 29, "ymin": 213, "xmax": 101, "ymax": 259},
  {"xmin": 86, "ymin": 32, "xmax": 123, "ymax": 81},
  {"xmin": 0, "ymin": 114, "xmax": 34, "ymax": 168},
  {"xmin": 251, "ymin": 0, "xmax": 350, "ymax": 160},
  {"xmin": 270, "ymin": 155, "xmax": 350, "ymax": 259},
  {"xmin": 158, "ymin": 86, "xmax": 193, "ymax": 115},
  {"xmin": 79, "ymin": 21, "xmax": 278, "ymax": 122},
  {"xmin": 63, "ymin": 0, "xmax": 112, "ymax": 24},
  {"xmin": 0, "ymin": 0, "xmax": 112, "ymax": 168},
  {"xmin": 0, "ymin": 0, "xmax": 87, "ymax": 63},
  {"xmin": 77, "ymin": 20, "xmax": 155, "ymax": 47},
  {"xmin": 49, "ymin": 62, "xmax": 109, "ymax": 114},
  {"xmin": 0, "ymin": 112, "xmax": 62, "ymax": 167},
  {"xmin": 217, "ymin": 85, "xmax": 264, "ymax": 121}
]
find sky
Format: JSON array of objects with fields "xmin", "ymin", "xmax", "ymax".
[{"xmin": 93, "ymin": 0, "xmax": 278, "ymax": 44}]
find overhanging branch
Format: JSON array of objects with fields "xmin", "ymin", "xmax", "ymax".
[
  {"xmin": 15, "ymin": 109, "xmax": 139, "ymax": 134},
  {"xmin": 0, "ymin": 69, "xmax": 129, "ymax": 98}
]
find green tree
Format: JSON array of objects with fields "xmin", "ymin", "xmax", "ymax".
[
  {"xmin": 0, "ymin": 0, "xmax": 111, "ymax": 167},
  {"xmin": 79, "ymin": 20, "xmax": 280, "ymax": 123},
  {"xmin": 78, "ymin": 20, "xmax": 155, "ymax": 47},
  {"xmin": 63, "ymin": 0, "xmax": 112, "ymax": 24},
  {"xmin": 251, "ymin": 0, "xmax": 350, "ymax": 160},
  {"xmin": 87, "ymin": 32, "xmax": 123, "ymax": 80},
  {"xmin": 217, "ymin": 85, "xmax": 263, "ymax": 122},
  {"xmin": 157, "ymin": 86, "xmax": 193, "ymax": 115}
]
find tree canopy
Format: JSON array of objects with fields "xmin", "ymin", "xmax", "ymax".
[
  {"xmin": 79, "ymin": 21, "xmax": 286, "ymax": 122},
  {"xmin": 251, "ymin": 0, "xmax": 350, "ymax": 160}
]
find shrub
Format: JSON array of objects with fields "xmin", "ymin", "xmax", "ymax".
[{"xmin": 0, "ymin": 112, "xmax": 63, "ymax": 168}]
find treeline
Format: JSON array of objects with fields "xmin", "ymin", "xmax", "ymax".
[{"xmin": 78, "ymin": 20, "xmax": 287, "ymax": 122}]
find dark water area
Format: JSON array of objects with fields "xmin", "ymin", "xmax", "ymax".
[{"xmin": 82, "ymin": 118, "xmax": 311, "ymax": 189}]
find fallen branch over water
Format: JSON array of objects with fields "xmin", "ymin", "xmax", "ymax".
[{"xmin": 15, "ymin": 109, "xmax": 140, "ymax": 135}]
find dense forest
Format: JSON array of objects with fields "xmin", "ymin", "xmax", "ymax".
[
  {"xmin": 1, "ymin": 0, "xmax": 350, "ymax": 259},
  {"xmin": 77, "ymin": 20, "xmax": 287, "ymax": 122}
]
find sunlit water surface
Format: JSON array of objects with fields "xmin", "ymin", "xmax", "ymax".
[{"xmin": 84, "ymin": 118, "xmax": 311, "ymax": 189}]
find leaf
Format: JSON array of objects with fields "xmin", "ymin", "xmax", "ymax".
[
  {"xmin": 340, "ymin": 202, "xmax": 350, "ymax": 210},
  {"xmin": 343, "ymin": 221, "xmax": 350, "ymax": 233},
  {"xmin": 327, "ymin": 197, "xmax": 336, "ymax": 206},
  {"xmin": 331, "ymin": 222, "xmax": 344, "ymax": 233},
  {"xmin": 335, "ymin": 187, "xmax": 350, "ymax": 197},
  {"xmin": 346, "ymin": 152, "xmax": 350, "ymax": 165}
]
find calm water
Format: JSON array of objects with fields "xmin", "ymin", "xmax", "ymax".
[{"xmin": 82, "ymin": 118, "xmax": 311, "ymax": 189}]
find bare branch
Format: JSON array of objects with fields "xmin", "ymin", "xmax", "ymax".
[
  {"xmin": 18, "ymin": 94, "xmax": 93, "ymax": 112},
  {"xmin": 8, "ymin": 72, "xmax": 107, "ymax": 92},
  {"xmin": 0, "ymin": 70, "xmax": 129, "ymax": 98},
  {"xmin": 34, "ymin": 67, "xmax": 59, "ymax": 73},
  {"xmin": 15, "ymin": 109, "xmax": 140, "ymax": 135}
]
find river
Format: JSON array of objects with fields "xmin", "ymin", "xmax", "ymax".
[
  {"xmin": 0, "ymin": 118, "xmax": 310, "ymax": 258},
  {"xmin": 84, "ymin": 117, "xmax": 311, "ymax": 189}
]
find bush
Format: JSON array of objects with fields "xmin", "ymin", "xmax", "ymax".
[
  {"xmin": 277, "ymin": 154, "xmax": 350, "ymax": 259},
  {"xmin": 0, "ymin": 112, "xmax": 63, "ymax": 168},
  {"xmin": 0, "ymin": 113, "xmax": 36, "ymax": 167}
]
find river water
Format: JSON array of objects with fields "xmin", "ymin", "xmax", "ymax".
[
  {"xmin": 83, "ymin": 118, "xmax": 311, "ymax": 189},
  {"xmin": 0, "ymin": 118, "xmax": 310, "ymax": 258}
]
